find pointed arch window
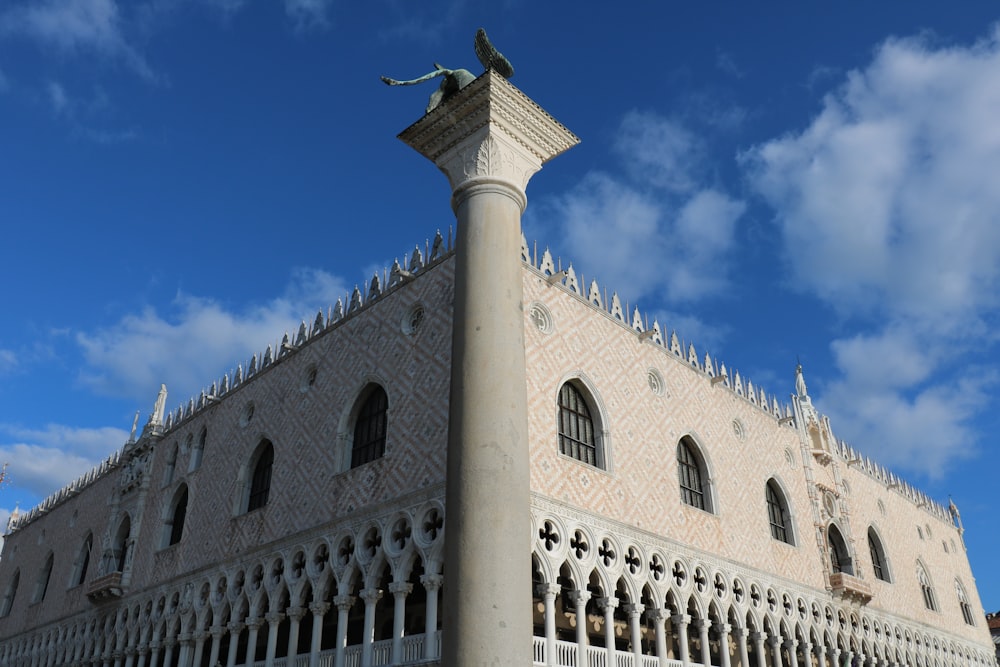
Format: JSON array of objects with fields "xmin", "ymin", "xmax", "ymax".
[
  {"xmin": 956, "ymin": 580, "xmax": 975, "ymax": 625},
  {"xmin": 189, "ymin": 427, "xmax": 206, "ymax": 472},
  {"xmin": 163, "ymin": 485, "xmax": 189, "ymax": 546},
  {"xmin": 0, "ymin": 570, "xmax": 19, "ymax": 617},
  {"xmin": 766, "ymin": 479, "xmax": 793, "ymax": 545},
  {"xmin": 917, "ymin": 562, "xmax": 937, "ymax": 611},
  {"xmin": 557, "ymin": 383, "xmax": 598, "ymax": 467},
  {"xmin": 113, "ymin": 515, "xmax": 131, "ymax": 573},
  {"xmin": 163, "ymin": 442, "xmax": 178, "ymax": 486},
  {"xmin": 868, "ymin": 527, "xmax": 891, "ymax": 582},
  {"xmin": 678, "ymin": 437, "xmax": 712, "ymax": 512},
  {"xmin": 351, "ymin": 386, "xmax": 388, "ymax": 468},
  {"xmin": 247, "ymin": 441, "xmax": 274, "ymax": 512},
  {"xmin": 827, "ymin": 524, "xmax": 853, "ymax": 575},
  {"xmin": 70, "ymin": 533, "xmax": 93, "ymax": 587},
  {"xmin": 33, "ymin": 553, "xmax": 54, "ymax": 604}
]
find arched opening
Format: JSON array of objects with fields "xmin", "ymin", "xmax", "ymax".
[
  {"xmin": 867, "ymin": 527, "xmax": 891, "ymax": 582},
  {"xmin": 827, "ymin": 524, "xmax": 852, "ymax": 575},
  {"xmin": 351, "ymin": 385, "xmax": 389, "ymax": 468},
  {"xmin": 766, "ymin": 479, "xmax": 794, "ymax": 545},
  {"xmin": 677, "ymin": 436, "xmax": 714, "ymax": 512},
  {"xmin": 247, "ymin": 440, "xmax": 274, "ymax": 512}
]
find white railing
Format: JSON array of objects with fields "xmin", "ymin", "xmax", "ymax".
[{"xmin": 532, "ymin": 636, "xmax": 688, "ymax": 667}]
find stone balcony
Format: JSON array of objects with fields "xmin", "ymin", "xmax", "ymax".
[
  {"xmin": 86, "ymin": 572, "xmax": 124, "ymax": 603},
  {"xmin": 829, "ymin": 571, "xmax": 873, "ymax": 605}
]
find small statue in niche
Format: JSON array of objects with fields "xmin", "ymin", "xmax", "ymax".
[{"xmin": 381, "ymin": 28, "xmax": 514, "ymax": 113}]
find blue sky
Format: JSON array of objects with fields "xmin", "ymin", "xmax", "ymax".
[{"xmin": 2, "ymin": 0, "xmax": 1000, "ymax": 610}]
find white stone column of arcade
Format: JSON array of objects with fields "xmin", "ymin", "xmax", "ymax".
[{"xmin": 397, "ymin": 69, "xmax": 578, "ymax": 666}]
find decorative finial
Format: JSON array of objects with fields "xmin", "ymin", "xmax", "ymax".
[
  {"xmin": 795, "ymin": 363, "xmax": 808, "ymax": 398},
  {"xmin": 380, "ymin": 28, "xmax": 514, "ymax": 113},
  {"xmin": 147, "ymin": 384, "xmax": 167, "ymax": 426},
  {"xmin": 129, "ymin": 410, "xmax": 140, "ymax": 443}
]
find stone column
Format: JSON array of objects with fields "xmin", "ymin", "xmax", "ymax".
[
  {"xmin": 801, "ymin": 641, "xmax": 813, "ymax": 667},
  {"xmin": 191, "ymin": 632, "xmax": 209, "ymax": 667},
  {"xmin": 697, "ymin": 619, "xmax": 711, "ymax": 667},
  {"xmin": 769, "ymin": 635, "xmax": 783, "ymax": 667},
  {"xmin": 332, "ymin": 595, "xmax": 354, "ymax": 667},
  {"xmin": 148, "ymin": 641, "xmax": 161, "ymax": 667},
  {"xmin": 308, "ymin": 602, "xmax": 330, "ymax": 667},
  {"xmin": 830, "ymin": 647, "xmax": 841, "ymax": 667},
  {"xmin": 225, "ymin": 622, "xmax": 243, "ymax": 667},
  {"xmin": 625, "ymin": 603, "xmax": 645, "ymax": 665},
  {"xmin": 715, "ymin": 623, "xmax": 732, "ymax": 667},
  {"xmin": 387, "ymin": 583, "xmax": 411, "ymax": 666},
  {"xmin": 538, "ymin": 584, "xmax": 560, "ymax": 667},
  {"xmin": 751, "ymin": 632, "xmax": 767, "ymax": 667},
  {"xmin": 399, "ymin": 69, "xmax": 578, "ymax": 667},
  {"xmin": 175, "ymin": 634, "xmax": 192, "ymax": 667},
  {"xmin": 650, "ymin": 609, "xmax": 669, "ymax": 667},
  {"xmin": 286, "ymin": 607, "xmax": 307, "ymax": 660},
  {"xmin": 674, "ymin": 614, "xmax": 692, "ymax": 667},
  {"xmin": 263, "ymin": 612, "xmax": 284, "ymax": 667},
  {"xmin": 816, "ymin": 645, "xmax": 827, "ymax": 667},
  {"xmin": 600, "ymin": 597, "xmax": 618, "ymax": 664},
  {"xmin": 160, "ymin": 639, "xmax": 175, "ymax": 667},
  {"xmin": 786, "ymin": 640, "xmax": 800, "ymax": 667},
  {"xmin": 360, "ymin": 589, "xmax": 382, "ymax": 667},
  {"xmin": 123, "ymin": 648, "xmax": 136, "ymax": 667},
  {"xmin": 207, "ymin": 626, "xmax": 225, "ymax": 667},
  {"xmin": 573, "ymin": 590, "xmax": 592, "ymax": 664},
  {"xmin": 419, "ymin": 575, "xmax": 442, "ymax": 661},
  {"xmin": 735, "ymin": 627, "xmax": 750, "ymax": 667},
  {"xmin": 244, "ymin": 617, "xmax": 264, "ymax": 667},
  {"xmin": 136, "ymin": 644, "xmax": 149, "ymax": 667}
]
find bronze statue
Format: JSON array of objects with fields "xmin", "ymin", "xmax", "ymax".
[{"xmin": 381, "ymin": 28, "xmax": 514, "ymax": 113}]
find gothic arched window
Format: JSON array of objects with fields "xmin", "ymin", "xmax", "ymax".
[
  {"xmin": 70, "ymin": 533, "xmax": 93, "ymax": 587},
  {"xmin": 248, "ymin": 441, "xmax": 274, "ymax": 512},
  {"xmin": 917, "ymin": 562, "xmax": 937, "ymax": 611},
  {"xmin": 766, "ymin": 479, "xmax": 794, "ymax": 545},
  {"xmin": 868, "ymin": 527, "xmax": 891, "ymax": 582},
  {"xmin": 113, "ymin": 515, "xmax": 131, "ymax": 573},
  {"xmin": 163, "ymin": 485, "xmax": 189, "ymax": 546},
  {"xmin": 557, "ymin": 383, "xmax": 599, "ymax": 467},
  {"xmin": 828, "ymin": 524, "xmax": 852, "ymax": 575},
  {"xmin": 956, "ymin": 579, "xmax": 975, "ymax": 625},
  {"xmin": 351, "ymin": 386, "xmax": 389, "ymax": 468},
  {"xmin": 33, "ymin": 553, "xmax": 54, "ymax": 603},
  {"xmin": 678, "ymin": 437, "xmax": 712, "ymax": 512},
  {"xmin": 0, "ymin": 570, "xmax": 18, "ymax": 617}
]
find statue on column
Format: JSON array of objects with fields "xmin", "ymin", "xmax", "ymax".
[{"xmin": 381, "ymin": 28, "xmax": 514, "ymax": 113}]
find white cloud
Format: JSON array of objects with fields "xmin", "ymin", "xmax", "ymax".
[
  {"xmin": 0, "ymin": 424, "xmax": 127, "ymax": 499},
  {"xmin": 75, "ymin": 267, "xmax": 348, "ymax": 405},
  {"xmin": 613, "ymin": 111, "xmax": 706, "ymax": 193},
  {"xmin": 284, "ymin": 0, "xmax": 331, "ymax": 30},
  {"xmin": 744, "ymin": 28, "xmax": 1000, "ymax": 325},
  {"xmin": 0, "ymin": 349, "xmax": 15, "ymax": 374},
  {"xmin": 0, "ymin": 0, "xmax": 153, "ymax": 79},
  {"xmin": 743, "ymin": 27, "xmax": 1000, "ymax": 477},
  {"xmin": 534, "ymin": 111, "xmax": 746, "ymax": 306}
]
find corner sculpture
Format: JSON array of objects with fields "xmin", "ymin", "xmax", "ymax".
[{"xmin": 380, "ymin": 27, "xmax": 514, "ymax": 113}]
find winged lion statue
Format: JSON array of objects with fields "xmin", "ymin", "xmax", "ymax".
[{"xmin": 381, "ymin": 28, "xmax": 514, "ymax": 114}]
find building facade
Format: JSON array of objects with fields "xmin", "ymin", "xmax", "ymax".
[{"xmin": 0, "ymin": 72, "xmax": 994, "ymax": 667}]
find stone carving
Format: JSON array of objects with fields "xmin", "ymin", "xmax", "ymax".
[{"xmin": 381, "ymin": 28, "xmax": 513, "ymax": 113}]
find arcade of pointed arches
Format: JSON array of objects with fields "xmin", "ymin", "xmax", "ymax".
[
  {"xmin": 0, "ymin": 501, "xmax": 446, "ymax": 667},
  {"xmin": 530, "ymin": 510, "xmax": 992, "ymax": 667}
]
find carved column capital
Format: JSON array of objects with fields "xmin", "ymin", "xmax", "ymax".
[
  {"xmin": 309, "ymin": 602, "xmax": 331, "ymax": 616},
  {"xmin": 226, "ymin": 622, "xmax": 245, "ymax": 635},
  {"xmin": 285, "ymin": 606, "xmax": 308, "ymax": 622},
  {"xmin": 420, "ymin": 574, "xmax": 443, "ymax": 591},
  {"xmin": 535, "ymin": 583, "xmax": 561, "ymax": 599},
  {"xmin": 388, "ymin": 582, "xmax": 413, "ymax": 597},
  {"xmin": 360, "ymin": 588, "xmax": 382, "ymax": 605},
  {"xmin": 264, "ymin": 611, "xmax": 285, "ymax": 625},
  {"xmin": 333, "ymin": 595, "xmax": 355, "ymax": 611},
  {"xmin": 244, "ymin": 616, "xmax": 264, "ymax": 631}
]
